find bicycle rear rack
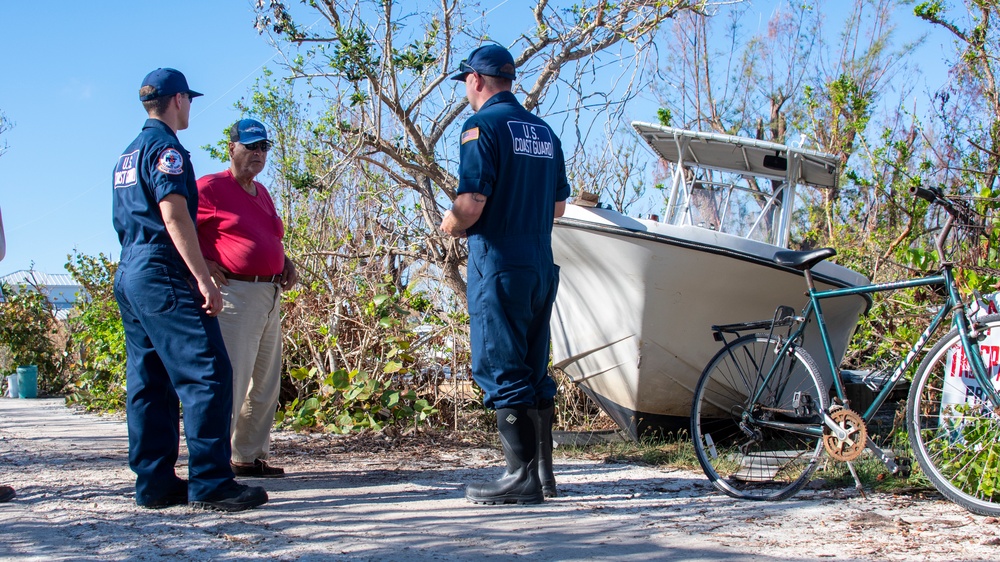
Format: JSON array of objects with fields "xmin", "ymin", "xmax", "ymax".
[{"xmin": 711, "ymin": 305, "xmax": 799, "ymax": 347}]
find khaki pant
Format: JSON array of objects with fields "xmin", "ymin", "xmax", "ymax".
[{"xmin": 218, "ymin": 280, "xmax": 282, "ymax": 464}]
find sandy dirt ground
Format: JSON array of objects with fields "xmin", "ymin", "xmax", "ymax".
[{"xmin": 2, "ymin": 398, "xmax": 1000, "ymax": 561}]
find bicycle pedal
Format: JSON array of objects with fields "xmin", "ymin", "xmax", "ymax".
[{"xmin": 893, "ymin": 457, "xmax": 912, "ymax": 479}]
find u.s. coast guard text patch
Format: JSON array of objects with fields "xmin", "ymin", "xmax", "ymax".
[
  {"xmin": 114, "ymin": 150, "xmax": 139, "ymax": 189},
  {"xmin": 156, "ymin": 148, "xmax": 184, "ymax": 175},
  {"xmin": 507, "ymin": 121, "xmax": 553, "ymax": 158}
]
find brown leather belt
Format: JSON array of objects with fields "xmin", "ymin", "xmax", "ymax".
[{"xmin": 225, "ymin": 272, "xmax": 281, "ymax": 283}]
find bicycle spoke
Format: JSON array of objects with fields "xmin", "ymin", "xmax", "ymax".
[
  {"xmin": 908, "ymin": 317, "xmax": 1000, "ymax": 516},
  {"xmin": 693, "ymin": 334, "xmax": 827, "ymax": 501}
]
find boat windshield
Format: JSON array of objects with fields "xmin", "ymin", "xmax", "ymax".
[
  {"xmin": 632, "ymin": 122, "xmax": 842, "ymax": 250},
  {"xmin": 668, "ymin": 169, "xmax": 787, "ymax": 246}
]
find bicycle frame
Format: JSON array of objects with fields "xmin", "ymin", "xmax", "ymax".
[{"xmin": 747, "ymin": 262, "xmax": 1000, "ymax": 440}]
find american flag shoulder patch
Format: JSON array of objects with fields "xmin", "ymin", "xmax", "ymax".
[{"xmin": 461, "ymin": 127, "xmax": 480, "ymax": 144}]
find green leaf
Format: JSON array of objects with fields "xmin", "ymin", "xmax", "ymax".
[
  {"xmin": 301, "ymin": 397, "xmax": 321, "ymax": 415},
  {"xmin": 327, "ymin": 369, "xmax": 350, "ymax": 389}
]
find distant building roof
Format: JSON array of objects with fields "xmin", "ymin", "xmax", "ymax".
[
  {"xmin": 1, "ymin": 270, "xmax": 78, "ymax": 288},
  {"xmin": 1, "ymin": 270, "xmax": 85, "ymax": 320}
]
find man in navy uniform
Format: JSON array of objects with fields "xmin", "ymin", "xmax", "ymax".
[
  {"xmin": 440, "ymin": 45, "xmax": 570, "ymax": 504},
  {"xmin": 112, "ymin": 68, "xmax": 267, "ymax": 512}
]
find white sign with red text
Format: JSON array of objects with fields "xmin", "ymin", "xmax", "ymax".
[{"xmin": 942, "ymin": 327, "xmax": 1000, "ymax": 420}]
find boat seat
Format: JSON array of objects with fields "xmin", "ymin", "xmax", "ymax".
[{"xmin": 773, "ymin": 248, "xmax": 836, "ymax": 271}]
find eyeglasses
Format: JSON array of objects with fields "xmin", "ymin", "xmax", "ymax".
[
  {"xmin": 459, "ymin": 61, "xmax": 479, "ymax": 76},
  {"xmin": 242, "ymin": 140, "xmax": 272, "ymax": 153}
]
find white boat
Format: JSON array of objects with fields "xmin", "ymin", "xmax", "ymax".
[{"xmin": 549, "ymin": 123, "xmax": 870, "ymax": 440}]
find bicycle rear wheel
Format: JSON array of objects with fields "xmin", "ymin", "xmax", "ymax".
[
  {"xmin": 907, "ymin": 314, "xmax": 1000, "ymax": 516},
  {"xmin": 692, "ymin": 333, "xmax": 828, "ymax": 501}
]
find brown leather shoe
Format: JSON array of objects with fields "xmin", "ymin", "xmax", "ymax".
[{"xmin": 231, "ymin": 459, "xmax": 285, "ymax": 478}]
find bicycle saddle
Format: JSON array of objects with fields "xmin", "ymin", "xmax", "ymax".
[{"xmin": 773, "ymin": 248, "xmax": 837, "ymax": 271}]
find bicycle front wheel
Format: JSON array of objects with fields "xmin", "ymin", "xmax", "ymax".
[
  {"xmin": 692, "ymin": 333, "xmax": 828, "ymax": 501},
  {"xmin": 908, "ymin": 314, "xmax": 1000, "ymax": 516}
]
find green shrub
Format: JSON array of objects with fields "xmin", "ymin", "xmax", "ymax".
[
  {"xmin": 277, "ymin": 366, "xmax": 438, "ymax": 433},
  {"xmin": 63, "ymin": 253, "xmax": 126, "ymax": 411},
  {"xmin": 0, "ymin": 279, "xmax": 64, "ymax": 394}
]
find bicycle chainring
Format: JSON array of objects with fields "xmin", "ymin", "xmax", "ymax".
[{"xmin": 822, "ymin": 408, "xmax": 867, "ymax": 462}]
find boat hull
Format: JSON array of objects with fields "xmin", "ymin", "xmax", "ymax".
[{"xmin": 550, "ymin": 205, "xmax": 870, "ymax": 440}]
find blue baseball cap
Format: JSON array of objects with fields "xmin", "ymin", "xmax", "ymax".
[
  {"xmin": 229, "ymin": 119, "xmax": 269, "ymax": 144},
  {"xmin": 451, "ymin": 45, "xmax": 516, "ymax": 81},
  {"xmin": 139, "ymin": 68, "xmax": 203, "ymax": 101}
]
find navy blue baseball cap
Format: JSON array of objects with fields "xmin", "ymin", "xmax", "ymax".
[
  {"xmin": 451, "ymin": 45, "xmax": 516, "ymax": 81},
  {"xmin": 229, "ymin": 119, "xmax": 269, "ymax": 144},
  {"xmin": 139, "ymin": 68, "xmax": 203, "ymax": 101}
]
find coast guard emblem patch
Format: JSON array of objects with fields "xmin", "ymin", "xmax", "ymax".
[
  {"xmin": 156, "ymin": 148, "xmax": 184, "ymax": 175},
  {"xmin": 461, "ymin": 127, "xmax": 480, "ymax": 144}
]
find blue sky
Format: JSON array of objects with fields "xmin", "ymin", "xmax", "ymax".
[
  {"xmin": 0, "ymin": 1, "xmax": 955, "ymax": 276},
  {"xmin": 0, "ymin": 1, "xmax": 281, "ymax": 275}
]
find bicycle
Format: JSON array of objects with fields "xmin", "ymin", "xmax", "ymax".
[{"xmin": 690, "ymin": 186, "xmax": 1000, "ymax": 516}]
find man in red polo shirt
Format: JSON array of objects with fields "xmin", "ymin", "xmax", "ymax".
[{"xmin": 196, "ymin": 119, "xmax": 298, "ymax": 478}]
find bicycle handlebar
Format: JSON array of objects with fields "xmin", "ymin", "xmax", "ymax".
[
  {"xmin": 910, "ymin": 185, "xmax": 943, "ymax": 204},
  {"xmin": 909, "ymin": 185, "xmax": 979, "ymax": 230}
]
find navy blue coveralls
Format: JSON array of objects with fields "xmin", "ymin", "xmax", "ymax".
[
  {"xmin": 112, "ymin": 118, "xmax": 234, "ymax": 504},
  {"xmin": 457, "ymin": 91, "xmax": 571, "ymax": 410}
]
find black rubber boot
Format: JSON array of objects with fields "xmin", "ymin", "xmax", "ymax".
[
  {"xmin": 465, "ymin": 407, "xmax": 543, "ymax": 505},
  {"xmin": 533, "ymin": 402, "xmax": 557, "ymax": 498}
]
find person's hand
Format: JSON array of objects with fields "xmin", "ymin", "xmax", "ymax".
[
  {"xmin": 205, "ymin": 260, "xmax": 230, "ymax": 287},
  {"xmin": 197, "ymin": 278, "xmax": 224, "ymax": 316},
  {"xmin": 440, "ymin": 210, "xmax": 467, "ymax": 238},
  {"xmin": 280, "ymin": 256, "xmax": 299, "ymax": 290}
]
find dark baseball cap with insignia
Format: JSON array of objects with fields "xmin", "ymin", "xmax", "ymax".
[
  {"xmin": 139, "ymin": 68, "xmax": 203, "ymax": 101},
  {"xmin": 451, "ymin": 45, "xmax": 516, "ymax": 81},
  {"xmin": 229, "ymin": 119, "xmax": 269, "ymax": 144}
]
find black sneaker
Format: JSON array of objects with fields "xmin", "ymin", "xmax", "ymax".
[
  {"xmin": 0, "ymin": 485, "xmax": 15, "ymax": 503},
  {"xmin": 137, "ymin": 480, "xmax": 188, "ymax": 509},
  {"xmin": 231, "ymin": 459, "xmax": 285, "ymax": 478},
  {"xmin": 190, "ymin": 482, "xmax": 267, "ymax": 512}
]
